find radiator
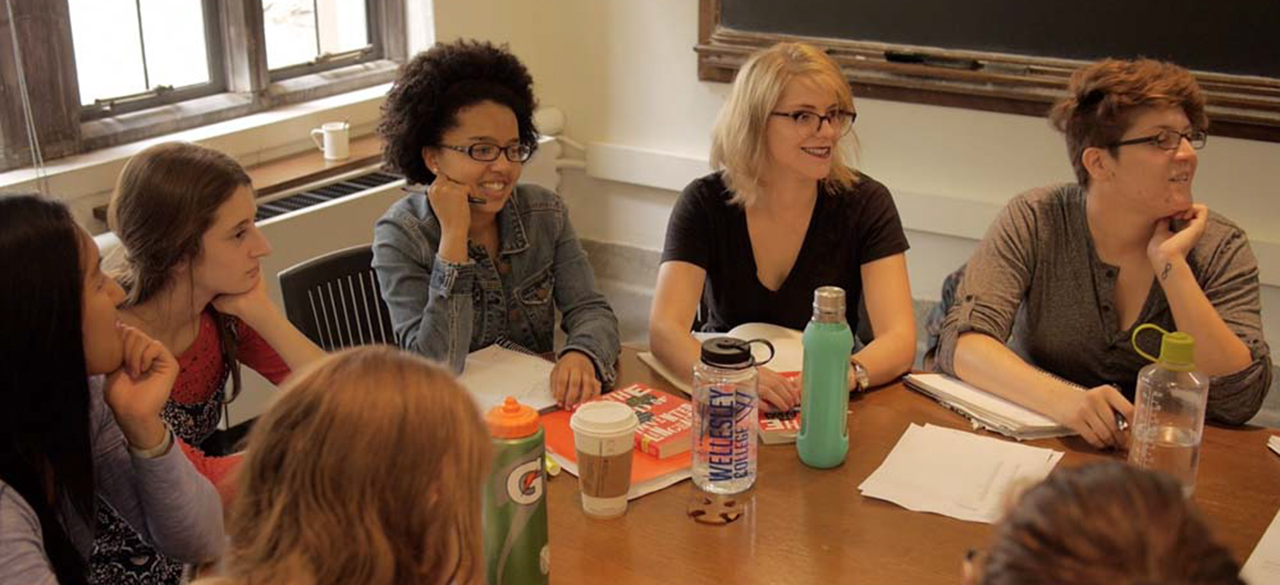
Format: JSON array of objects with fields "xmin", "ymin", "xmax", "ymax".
[{"xmin": 228, "ymin": 165, "xmax": 407, "ymax": 425}]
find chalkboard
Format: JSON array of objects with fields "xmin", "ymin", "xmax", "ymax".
[{"xmin": 696, "ymin": 0, "xmax": 1280, "ymax": 142}]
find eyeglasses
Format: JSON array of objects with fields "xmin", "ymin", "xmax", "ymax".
[
  {"xmin": 770, "ymin": 110, "xmax": 856, "ymax": 136},
  {"xmin": 1110, "ymin": 129, "xmax": 1208, "ymax": 151},
  {"xmin": 441, "ymin": 142, "xmax": 536, "ymax": 163}
]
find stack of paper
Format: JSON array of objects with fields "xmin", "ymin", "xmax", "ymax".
[
  {"xmin": 1242, "ymin": 503, "xmax": 1280, "ymax": 583},
  {"xmin": 1269, "ymin": 435, "xmax": 1280, "ymax": 457},
  {"xmin": 859, "ymin": 423, "xmax": 1064, "ymax": 524},
  {"xmin": 457, "ymin": 345, "xmax": 556, "ymax": 414},
  {"xmin": 905, "ymin": 373, "xmax": 1075, "ymax": 441}
]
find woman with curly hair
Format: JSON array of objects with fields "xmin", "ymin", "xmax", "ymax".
[
  {"xmin": 936, "ymin": 58, "xmax": 1271, "ymax": 448},
  {"xmin": 964, "ymin": 461, "xmax": 1244, "ymax": 585},
  {"xmin": 374, "ymin": 40, "xmax": 620, "ymax": 408}
]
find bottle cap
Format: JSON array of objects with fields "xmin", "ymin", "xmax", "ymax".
[
  {"xmin": 813, "ymin": 286, "xmax": 846, "ymax": 316},
  {"xmin": 1131, "ymin": 323, "xmax": 1196, "ymax": 372},
  {"xmin": 699, "ymin": 337, "xmax": 774, "ymax": 369},
  {"xmin": 1157, "ymin": 331, "xmax": 1196, "ymax": 372},
  {"xmin": 486, "ymin": 396, "xmax": 541, "ymax": 439}
]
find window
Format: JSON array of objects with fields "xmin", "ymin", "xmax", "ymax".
[
  {"xmin": 0, "ymin": 0, "xmax": 406, "ymax": 172},
  {"xmin": 264, "ymin": 0, "xmax": 377, "ymax": 79},
  {"xmin": 69, "ymin": 0, "xmax": 224, "ymax": 119}
]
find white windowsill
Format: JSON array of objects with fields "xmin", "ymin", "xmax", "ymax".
[{"xmin": 0, "ymin": 83, "xmax": 392, "ymax": 231}]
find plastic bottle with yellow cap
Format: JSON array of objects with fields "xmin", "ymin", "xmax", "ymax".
[
  {"xmin": 482, "ymin": 397, "xmax": 550, "ymax": 584},
  {"xmin": 1128, "ymin": 324, "xmax": 1210, "ymax": 497}
]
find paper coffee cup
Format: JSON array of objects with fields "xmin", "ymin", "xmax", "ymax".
[{"xmin": 569, "ymin": 401, "xmax": 638, "ymax": 519}]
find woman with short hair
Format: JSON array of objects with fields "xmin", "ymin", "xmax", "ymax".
[
  {"xmin": 966, "ymin": 462, "xmax": 1244, "ymax": 585},
  {"xmin": 936, "ymin": 58, "xmax": 1272, "ymax": 448}
]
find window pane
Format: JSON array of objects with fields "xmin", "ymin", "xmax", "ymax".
[
  {"xmin": 318, "ymin": 0, "xmax": 368, "ymax": 55},
  {"xmin": 69, "ymin": 0, "xmax": 147, "ymax": 105},
  {"xmin": 264, "ymin": 0, "xmax": 368, "ymax": 71},
  {"xmin": 69, "ymin": 0, "xmax": 212, "ymax": 107},
  {"xmin": 139, "ymin": 0, "xmax": 211, "ymax": 90}
]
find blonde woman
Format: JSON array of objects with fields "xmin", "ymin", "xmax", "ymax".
[
  {"xmin": 649, "ymin": 42, "xmax": 916, "ymax": 411},
  {"xmin": 200, "ymin": 346, "xmax": 491, "ymax": 585}
]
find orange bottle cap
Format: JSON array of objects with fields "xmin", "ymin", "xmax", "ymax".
[{"xmin": 486, "ymin": 396, "xmax": 541, "ymax": 439}]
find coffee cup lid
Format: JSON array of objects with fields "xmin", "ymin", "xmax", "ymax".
[{"xmin": 569, "ymin": 401, "xmax": 637, "ymax": 436}]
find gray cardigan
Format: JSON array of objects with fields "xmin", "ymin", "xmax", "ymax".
[
  {"xmin": 0, "ymin": 377, "xmax": 225, "ymax": 584},
  {"xmin": 936, "ymin": 184, "xmax": 1272, "ymax": 424}
]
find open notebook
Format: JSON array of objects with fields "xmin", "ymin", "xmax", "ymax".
[
  {"xmin": 456, "ymin": 344, "xmax": 557, "ymax": 414},
  {"xmin": 638, "ymin": 322, "xmax": 804, "ymax": 396},
  {"xmin": 904, "ymin": 373, "xmax": 1075, "ymax": 441}
]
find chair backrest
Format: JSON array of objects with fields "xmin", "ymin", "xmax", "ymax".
[{"xmin": 278, "ymin": 244, "xmax": 395, "ymax": 350}]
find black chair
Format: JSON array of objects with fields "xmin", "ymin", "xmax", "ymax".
[{"xmin": 278, "ymin": 244, "xmax": 396, "ymax": 350}]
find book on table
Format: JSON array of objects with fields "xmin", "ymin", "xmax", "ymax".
[
  {"xmin": 638, "ymin": 322, "xmax": 804, "ymax": 395},
  {"xmin": 542, "ymin": 382, "xmax": 692, "ymax": 500},
  {"xmin": 639, "ymin": 323, "xmax": 806, "ymax": 444}
]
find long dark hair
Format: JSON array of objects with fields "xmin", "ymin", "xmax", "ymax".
[
  {"xmin": 109, "ymin": 141, "xmax": 250, "ymax": 401},
  {"xmin": 0, "ymin": 193, "xmax": 95, "ymax": 585}
]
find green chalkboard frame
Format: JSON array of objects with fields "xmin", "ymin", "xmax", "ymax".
[{"xmin": 695, "ymin": 0, "xmax": 1280, "ymax": 143}]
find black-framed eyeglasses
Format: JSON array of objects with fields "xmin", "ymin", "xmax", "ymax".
[
  {"xmin": 441, "ymin": 142, "xmax": 536, "ymax": 162},
  {"xmin": 1110, "ymin": 129, "xmax": 1208, "ymax": 151},
  {"xmin": 770, "ymin": 110, "xmax": 856, "ymax": 136}
]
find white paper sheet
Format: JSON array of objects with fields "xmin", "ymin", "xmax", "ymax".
[
  {"xmin": 858, "ymin": 423, "xmax": 1064, "ymax": 524},
  {"xmin": 457, "ymin": 345, "xmax": 556, "ymax": 414},
  {"xmin": 1243, "ymin": 503, "xmax": 1280, "ymax": 584}
]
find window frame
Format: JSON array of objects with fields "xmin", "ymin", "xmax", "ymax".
[
  {"xmin": 76, "ymin": 0, "xmax": 229, "ymax": 121},
  {"xmin": 0, "ymin": 0, "xmax": 407, "ymax": 172},
  {"xmin": 266, "ymin": 0, "xmax": 385, "ymax": 82}
]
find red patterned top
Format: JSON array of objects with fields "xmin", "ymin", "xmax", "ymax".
[{"xmin": 162, "ymin": 310, "xmax": 290, "ymax": 494}]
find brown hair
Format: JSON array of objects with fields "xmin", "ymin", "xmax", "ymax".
[
  {"xmin": 977, "ymin": 462, "xmax": 1243, "ymax": 585},
  {"xmin": 221, "ymin": 347, "xmax": 492, "ymax": 585},
  {"xmin": 108, "ymin": 141, "xmax": 252, "ymax": 399},
  {"xmin": 710, "ymin": 42, "xmax": 859, "ymax": 206},
  {"xmin": 1049, "ymin": 58, "xmax": 1208, "ymax": 186}
]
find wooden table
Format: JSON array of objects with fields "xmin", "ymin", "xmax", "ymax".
[{"xmin": 544, "ymin": 348, "xmax": 1280, "ymax": 584}]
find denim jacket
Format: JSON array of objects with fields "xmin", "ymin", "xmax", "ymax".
[{"xmin": 372, "ymin": 183, "xmax": 620, "ymax": 385}]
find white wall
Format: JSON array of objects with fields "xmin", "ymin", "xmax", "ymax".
[{"xmin": 432, "ymin": 0, "xmax": 1280, "ymax": 343}]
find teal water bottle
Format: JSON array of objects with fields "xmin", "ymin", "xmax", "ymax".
[
  {"xmin": 483, "ymin": 397, "xmax": 550, "ymax": 585},
  {"xmin": 797, "ymin": 286, "xmax": 853, "ymax": 468}
]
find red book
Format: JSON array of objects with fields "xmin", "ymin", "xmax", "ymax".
[
  {"xmin": 596, "ymin": 383, "xmax": 692, "ymax": 459},
  {"xmin": 543, "ymin": 386, "xmax": 692, "ymax": 499},
  {"xmin": 759, "ymin": 408, "xmax": 802, "ymax": 444},
  {"xmin": 759, "ymin": 371, "xmax": 802, "ymax": 445}
]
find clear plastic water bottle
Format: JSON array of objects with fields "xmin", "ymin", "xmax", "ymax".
[
  {"xmin": 797, "ymin": 286, "xmax": 853, "ymax": 468},
  {"xmin": 691, "ymin": 337, "xmax": 770, "ymax": 494},
  {"xmin": 1127, "ymin": 324, "xmax": 1210, "ymax": 497}
]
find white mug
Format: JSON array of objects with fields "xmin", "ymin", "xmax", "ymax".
[{"xmin": 310, "ymin": 121, "xmax": 350, "ymax": 160}]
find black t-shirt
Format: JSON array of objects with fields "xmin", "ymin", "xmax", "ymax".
[{"xmin": 661, "ymin": 172, "xmax": 910, "ymax": 333}]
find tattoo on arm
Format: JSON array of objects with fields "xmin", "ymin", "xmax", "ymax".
[{"xmin": 1161, "ymin": 262, "xmax": 1172, "ymax": 281}]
